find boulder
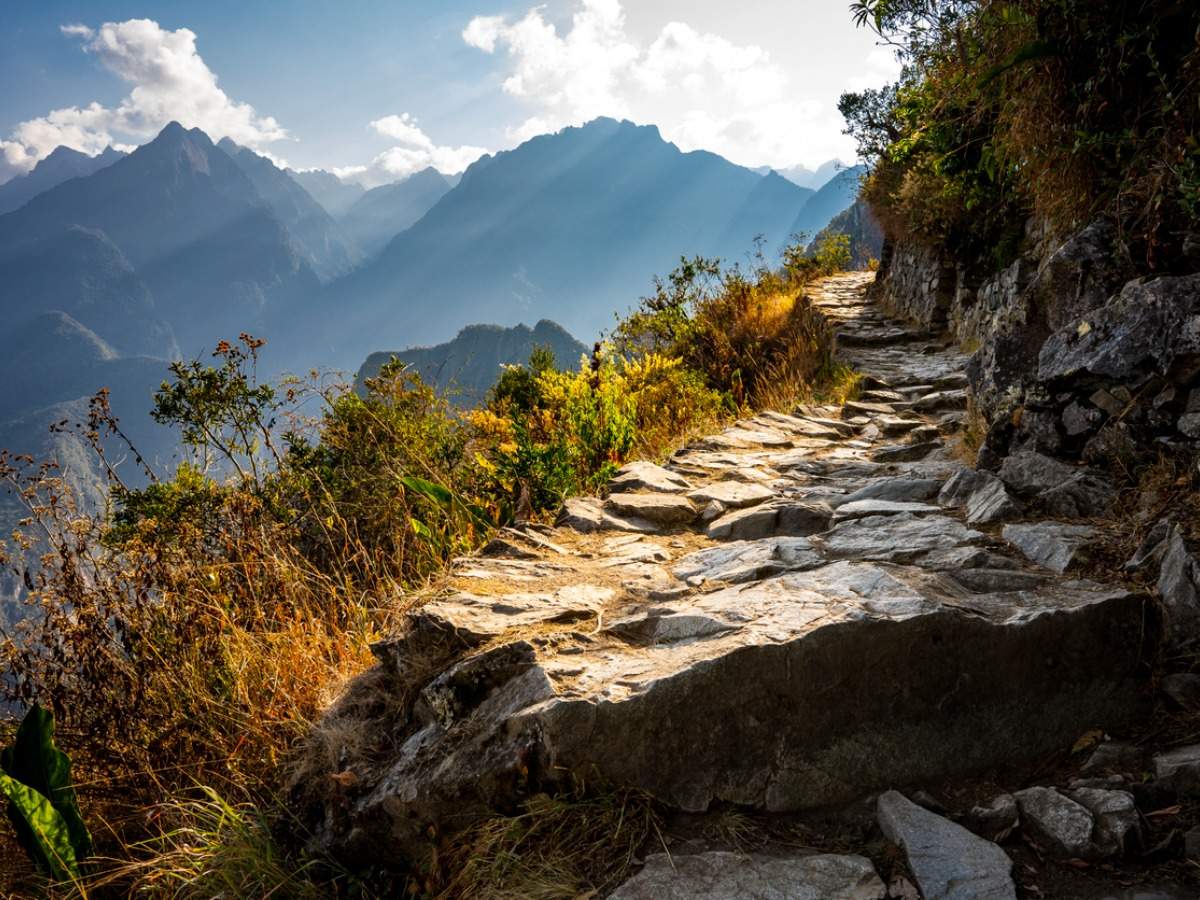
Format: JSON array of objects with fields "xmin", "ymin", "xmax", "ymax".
[
  {"xmin": 839, "ymin": 477, "xmax": 943, "ymax": 506},
  {"xmin": 1081, "ymin": 741, "xmax": 1145, "ymax": 776},
  {"xmin": 997, "ymin": 451, "xmax": 1114, "ymax": 518},
  {"xmin": 1002, "ymin": 522, "xmax": 1097, "ymax": 574},
  {"xmin": 609, "ymin": 461, "xmax": 691, "ymax": 494},
  {"xmin": 605, "ymin": 492, "xmax": 696, "ymax": 526},
  {"xmin": 706, "ymin": 501, "xmax": 832, "ymax": 541},
  {"xmin": 873, "ymin": 441, "xmax": 942, "ymax": 463},
  {"xmin": 911, "ymin": 389, "xmax": 968, "ymax": 413},
  {"xmin": 937, "ymin": 468, "xmax": 986, "ymax": 507},
  {"xmin": 671, "ymin": 537, "xmax": 823, "ymax": 584},
  {"xmin": 877, "ymin": 790, "xmax": 1016, "ymax": 900},
  {"xmin": 964, "ymin": 475, "xmax": 1024, "ymax": 526},
  {"xmin": 816, "ymin": 514, "xmax": 983, "ymax": 563},
  {"xmin": 1014, "ymin": 787, "xmax": 1094, "ymax": 857},
  {"xmin": 324, "ymin": 561, "xmax": 1146, "ymax": 863},
  {"xmin": 833, "ymin": 499, "xmax": 943, "ymax": 522},
  {"xmin": 609, "ymin": 851, "xmax": 886, "ymax": 900},
  {"xmin": 558, "ymin": 497, "xmax": 658, "ymax": 534},
  {"xmin": 1157, "ymin": 524, "xmax": 1200, "ymax": 650},
  {"xmin": 1152, "ymin": 744, "xmax": 1200, "ymax": 794},
  {"xmin": 1039, "ymin": 274, "xmax": 1200, "ymax": 384},
  {"xmin": 687, "ymin": 481, "xmax": 775, "ymax": 510},
  {"xmin": 1065, "ymin": 787, "xmax": 1139, "ymax": 857}
]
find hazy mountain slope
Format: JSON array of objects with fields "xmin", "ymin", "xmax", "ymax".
[
  {"xmin": 357, "ymin": 320, "xmax": 587, "ymax": 406},
  {"xmin": 773, "ymin": 159, "xmax": 846, "ymax": 190},
  {"xmin": 809, "ymin": 199, "xmax": 883, "ymax": 269},
  {"xmin": 339, "ymin": 168, "xmax": 452, "ymax": 257},
  {"xmin": 790, "ymin": 165, "xmax": 868, "ymax": 238},
  {"xmin": 0, "ymin": 225, "xmax": 177, "ymax": 359},
  {"xmin": 0, "ymin": 146, "xmax": 125, "ymax": 215},
  {"xmin": 0, "ymin": 123, "xmax": 319, "ymax": 355},
  {"xmin": 289, "ymin": 169, "xmax": 365, "ymax": 218},
  {"xmin": 721, "ymin": 171, "xmax": 815, "ymax": 256},
  {"xmin": 220, "ymin": 140, "xmax": 360, "ymax": 280},
  {"xmin": 310, "ymin": 118, "xmax": 813, "ymax": 367}
]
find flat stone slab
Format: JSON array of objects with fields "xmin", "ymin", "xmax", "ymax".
[
  {"xmin": 1002, "ymin": 522, "xmax": 1097, "ymax": 573},
  {"xmin": 610, "ymin": 851, "xmax": 886, "ymax": 900},
  {"xmin": 606, "ymin": 492, "xmax": 697, "ymax": 526},
  {"xmin": 878, "ymin": 790, "xmax": 1016, "ymax": 900},
  {"xmin": 688, "ymin": 481, "xmax": 775, "ymax": 509},
  {"xmin": 609, "ymin": 460, "xmax": 691, "ymax": 494}
]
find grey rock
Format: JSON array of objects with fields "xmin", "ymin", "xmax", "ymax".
[
  {"xmin": 1066, "ymin": 787, "xmax": 1138, "ymax": 857},
  {"xmin": 877, "ymin": 790, "xmax": 1016, "ymax": 900},
  {"xmin": 1063, "ymin": 401, "xmax": 1102, "ymax": 436},
  {"xmin": 1179, "ymin": 413, "xmax": 1200, "ymax": 439},
  {"xmin": 911, "ymin": 389, "xmax": 968, "ymax": 413},
  {"xmin": 672, "ymin": 537, "xmax": 824, "ymax": 584},
  {"xmin": 1157, "ymin": 524, "xmax": 1200, "ymax": 649},
  {"xmin": 687, "ymin": 481, "xmax": 775, "ymax": 509},
  {"xmin": 998, "ymin": 451, "xmax": 1114, "ymax": 518},
  {"xmin": 922, "ymin": 546, "xmax": 1022, "ymax": 571},
  {"xmin": 606, "ymin": 492, "xmax": 696, "ymax": 526},
  {"xmin": 840, "ymin": 477, "xmax": 943, "ymax": 506},
  {"xmin": 1162, "ymin": 673, "xmax": 1200, "ymax": 711},
  {"xmin": 873, "ymin": 441, "xmax": 941, "ymax": 463},
  {"xmin": 1091, "ymin": 388, "xmax": 1126, "ymax": 417},
  {"xmin": 1014, "ymin": 786, "xmax": 1094, "ymax": 857},
  {"xmin": 1001, "ymin": 522, "xmax": 1097, "ymax": 574},
  {"xmin": 938, "ymin": 468, "xmax": 986, "ymax": 507},
  {"xmin": 1152, "ymin": 744, "xmax": 1200, "ymax": 794},
  {"xmin": 609, "ymin": 460, "xmax": 691, "ymax": 494},
  {"xmin": 965, "ymin": 475, "xmax": 1024, "ymax": 525},
  {"xmin": 834, "ymin": 499, "xmax": 943, "ymax": 521},
  {"xmin": 966, "ymin": 793, "xmax": 1019, "ymax": 842},
  {"xmin": 1125, "ymin": 519, "xmax": 1173, "ymax": 572},
  {"xmin": 558, "ymin": 497, "xmax": 659, "ymax": 534},
  {"xmin": 817, "ymin": 514, "xmax": 983, "ymax": 563},
  {"xmin": 1039, "ymin": 274, "xmax": 1200, "ymax": 384},
  {"xmin": 950, "ymin": 569, "xmax": 1047, "ymax": 593},
  {"xmin": 844, "ymin": 399, "xmax": 898, "ymax": 417},
  {"xmin": 705, "ymin": 504, "xmax": 778, "ymax": 541},
  {"xmin": 608, "ymin": 851, "xmax": 886, "ymax": 900},
  {"xmin": 1081, "ymin": 741, "xmax": 1145, "ymax": 776}
]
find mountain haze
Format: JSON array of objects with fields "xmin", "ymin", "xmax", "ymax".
[
  {"xmin": 339, "ymin": 167, "xmax": 452, "ymax": 258},
  {"xmin": 790, "ymin": 164, "xmax": 867, "ymax": 239},
  {"xmin": 308, "ymin": 118, "xmax": 839, "ymax": 367},
  {"xmin": 0, "ymin": 145, "xmax": 125, "ymax": 215},
  {"xmin": 289, "ymin": 168, "xmax": 365, "ymax": 218}
]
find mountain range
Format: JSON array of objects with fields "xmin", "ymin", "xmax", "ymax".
[{"xmin": 357, "ymin": 320, "xmax": 587, "ymax": 406}]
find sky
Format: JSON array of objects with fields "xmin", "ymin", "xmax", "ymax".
[{"xmin": 0, "ymin": 1, "xmax": 900, "ymax": 188}]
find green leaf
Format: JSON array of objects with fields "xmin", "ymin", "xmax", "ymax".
[
  {"xmin": 1, "ymin": 704, "xmax": 92, "ymax": 861},
  {"xmin": 399, "ymin": 475, "xmax": 454, "ymax": 507},
  {"xmin": 0, "ymin": 773, "xmax": 78, "ymax": 881}
]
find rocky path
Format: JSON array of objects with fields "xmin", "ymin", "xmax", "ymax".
[{"xmin": 325, "ymin": 274, "xmax": 1199, "ymax": 898}]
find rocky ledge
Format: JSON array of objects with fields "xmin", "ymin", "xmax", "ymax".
[{"xmin": 302, "ymin": 274, "xmax": 1188, "ymax": 896}]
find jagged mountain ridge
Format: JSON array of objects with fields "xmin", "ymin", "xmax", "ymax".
[
  {"xmin": 304, "ymin": 117, "xmax": 840, "ymax": 369},
  {"xmin": 0, "ymin": 145, "xmax": 126, "ymax": 216},
  {"xmin": 289, "ymin": 168, "xmax": 365, "ymax": 218}
]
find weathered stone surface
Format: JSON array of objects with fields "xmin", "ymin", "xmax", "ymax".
[
  {"xmin": 1161, "ymin": 673, "xmax": 1200, "ymax": 711},
  {"xmin": 558, "ymin": 497, "xmax": 658, "ymax": 533},
  {"xmin": 1014, "ymin": 787, "xmax": 1094, "ymax": 857},
  {"xmin": 877, "ymin": 790, "xmax": 1016, "ymax": 900},
  {"xmin": 966, "ymin": 793, "xmax": 1019, "ymax": 842},
  {"xmin": 672, "ymin": 537, "xmax": 823, "ymax": 584},
  {"xmin": 840, "ymin": 477, "xmax": 943, "ymax": 506},
  {"xmin": 609, "ymin": 460, "xmax": 691, "ymax": 493},
  {"xmin": 911, "ymin": 389, "xmax": 968, "ymax": 413},
  {"xmin": 833, "ymin": 499, "xmax": 943, "ymax": 521},
  {"xmin": 965, "ymin": 474, "xmax": 1024, "ymax": 526},
  {"xmin": 706, "ymin": 501, "xmax": 833, "ymax": 541},
  {"xmin": 937, "ymin": 468, "xmax": 985, "ymax": 507},
  {"xmin": 816, "ymin": 514, "xmax": 982, "ymax": 563},
  {"xmin": 1082, "ymin": 741, "xmax": 1145, "ymax": 776},
  {"xmin": 1066, "ymin": 787, "xmax": 1139, "ymax": 857},
  {"xmin": 998, "ymin": 451, "xmax": 1114, "ymax": 518},
  {"xmin": 1152, "ymin": 744, "xmax": 1200, "ymax": 794},
  {"xmin": 687, "ymin": 481, "xmax": 775, "ymax": 509},
  {"xmin": 1002, "ymin": 522, "xmax": 1097, "ymax": 574},
  {"xmin": 1157, "ymin": 524, "xmax": 1200, "ymax": 649},
  {"xmin": 609, "ymin": 851, "xmax": 886, "ymax": 900},
  {"xmin": 606, "ymin": 492, "xmax": 696, "ymax": 526},
  {"xmin": 1039, "ymin": 274, "xmax": 1200, "ymax": 384},
  {"xmin": 873, "ymin": 441, "xmax": 942, "ymax": 463}
]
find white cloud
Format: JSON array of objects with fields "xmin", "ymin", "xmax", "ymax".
[
  {"xmin": 847, "ymin": 47, "xmax": 903, "ymax": 92},
  {"xmin": 462, "ymin": 0, "xmax": 866, "ymax": 169},
  {"xmin": 0, "ymin": 18, "xmax": 287, "ymax": 184},
  {"xmin": 337, "ymin": 113, "xmax": 488, "ymax": 188}
]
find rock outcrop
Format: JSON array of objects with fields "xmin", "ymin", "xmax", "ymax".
[{"xmin": 303, "ymin": 275, "xmax": 1153, "ymax": 876}]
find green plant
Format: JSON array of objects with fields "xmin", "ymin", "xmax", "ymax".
[{"xmin": 1, "ymin": 705, "xmax": 91, "ymax": 882}]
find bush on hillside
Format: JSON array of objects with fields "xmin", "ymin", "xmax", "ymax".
[{"xmin": 841, "ymin": 0, "xmax": 1200, "ymax": 271}]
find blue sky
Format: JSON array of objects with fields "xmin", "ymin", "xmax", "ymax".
[{"xmin": 0, "ymin": 1, "xmax": 899, "ymax": 186}]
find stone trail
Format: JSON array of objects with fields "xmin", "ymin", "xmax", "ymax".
[{"xmin": 321, "ymin": 273, "xmax": 1166, "ymax": 897}]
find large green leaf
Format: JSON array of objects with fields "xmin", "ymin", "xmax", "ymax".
[
  {"xmin": 399, "ymin": 474, "xmax": 454, "ymax": 506},
  {"xmin": 0, "ymin": 773, "xmax": 78, "ymax": 881},
  {"xmin": 1, "ymin": 704, "xmax": 92, "ymax": 861}
]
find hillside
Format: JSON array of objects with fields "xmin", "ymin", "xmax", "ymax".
[
  {"xmin": 0, "ymin": 145, "xmax": 125, "ymax": 215},
  {"xmin": 789, "ymin": 164, "xmax": 866, "ymax": 239},
  {"xmin": 356, "ymin": 319, "xmax": 587, "ymax": 405},
  {"xmin": 339, "ymin": 167, "xmax": 452, "ymax": 258},
  {"xmin": 288, "ymin": 168, "xmax": 364, "ymax": 218},
  {"xmin": 300, "ymin": 118, "xmax": 827, "ymax": 367}
]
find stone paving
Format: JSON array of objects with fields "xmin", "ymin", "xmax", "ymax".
[{"xmin": 327, "ymin": 274, "xmax": 1177, "ymax": 897}]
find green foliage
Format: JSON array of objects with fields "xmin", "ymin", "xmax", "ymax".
[
  {"xmin": 1, "ymin": 704, "xmax": 90, "ymax": 881},
  {"xmin": 843, "ymin": 0, "xmax": 1200, "ymax": 270}
]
